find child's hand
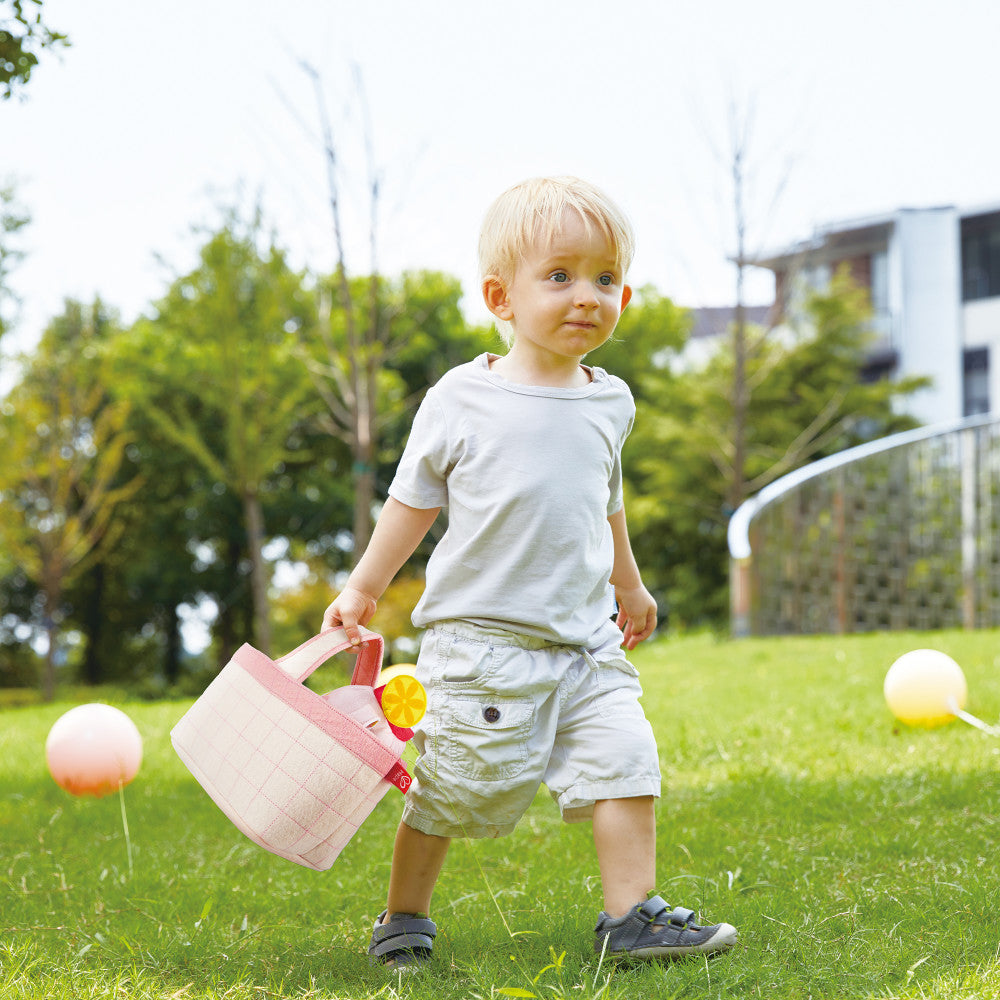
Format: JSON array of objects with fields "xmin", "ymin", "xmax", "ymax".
[
  {"xmin": 614, "ymin": 584, "xmax": 658, "ymax": 650},
  {"xmin": 322, "ymin": 588, "xmax": 378, "ymax": 646}
]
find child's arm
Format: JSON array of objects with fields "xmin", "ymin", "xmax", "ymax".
[
  {"xmin": 608, "ymin": 507, "xmax": 657, "ymax": 650},
  {"xmin": 322, "ymin": 497, "xmax": 441, "ymax": 645}
]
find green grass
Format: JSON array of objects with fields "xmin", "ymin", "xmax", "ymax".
[{"xmin": 3, "ymin": 629, "xmax": 1000, "ymax": 998}]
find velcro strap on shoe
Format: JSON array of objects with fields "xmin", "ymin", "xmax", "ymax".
[
  {"xmin": 637, "ymin": 895, "xmax": 670, "ymax": 922},
  {"xmin": 369, "ymin": 914, "xmax": 437, "ymax": 960},
  {"xmin": 665, "ymin": 906, "xmax": 696, "ymax": 927}
]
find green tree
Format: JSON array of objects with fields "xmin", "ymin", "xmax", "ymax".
[
  {"xmin": 1, "ymin": 0, "xmax": 68, "ymax": 99},
  {"xmin": 84, "ymin": 263, "xmax": 482, "ymax": 679},
  {"xmin": 116, "ymin": 210, "xmax": 316, "ymax": 657},
  {"xmin": 591, "ymin": 283, "xmax": 690, "ymax": 387},
  {"xmin": 66, "ymin": 374, "xmax": 228, "ymax": 686},
  {"xmin": 295, "ymin": 64, "xmax": 496, "ymax": 570},
  {"xmin": 2, "ymin": 298, "xmax": 237, "ymax": 687},
  {"xmin": 0, "ymin": 569, "xmax": 38, "ymax": 686},
  {"xmin": 300, "ymin": 268, "xmax": 490, "ymax": 568},
  {"xmin": 626, "ymin": 269, "xmax": 926, "ymax": 626},
  {"xmin": 260, "ymin": 269, "xmax": 486, "ymax": 648},
  {"xmin": 0, "ymin": 303, "xmax": 141, "ymax": 698}
]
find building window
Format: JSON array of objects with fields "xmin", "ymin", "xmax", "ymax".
[
  {"xmin": 870, "ymin": 250, "xmax": 889, "ymax": 312},
  {"xmin": 963, "ymin": 347, "xmax": 990, "ymax": 416},
  {"xmin": 961, "ymin": 213, "xmax": 1000, "ymax": 301}
]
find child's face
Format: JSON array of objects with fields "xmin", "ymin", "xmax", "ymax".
[{"xmin": 484, "ymin": 209, "xmax": 632, "ymax": 365}]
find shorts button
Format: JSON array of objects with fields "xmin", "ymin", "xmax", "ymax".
[{"xmin": 483, "ymin": 706, "xmax": 501, "ymax": 723}]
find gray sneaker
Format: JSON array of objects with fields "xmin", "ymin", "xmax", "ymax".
[
  {"xmin": 368, "ymin": 911, "xmax": 437, "ymax": 970},
  {"xmin": 594, "ymin": 895, "xmax": 736, "ymax": 959}
]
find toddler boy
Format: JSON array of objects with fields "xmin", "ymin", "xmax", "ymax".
[{"xmin": 323, "ymin": 176, "xmax": 736, "ymax": 967}]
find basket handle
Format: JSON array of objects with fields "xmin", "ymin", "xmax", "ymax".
[{"xmin": 274, "ymin": 626, "xmax": 384, "ymax": 688}]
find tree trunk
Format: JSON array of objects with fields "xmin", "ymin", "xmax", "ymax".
[
  {"xmin": 42, "ymin": 582, "xmax": 60, "ymax": 702},
  {"xmin": 351, "ymin": 389, "xmax": 377, "ymax": 564},
  {"xmin": 164, "ymin": 602, "xmax": 182, "ymax": 685},
  {"xmin": 243, "ymin": 488, "xmax": 271, "ymax": 657},
  {"xmin": 730, "ymin": 264, "xmax": 749, "ymax": 513},
  {"xmin": 729, "ymin": 137, "xmax": 750, "ymax": 514},
  {"xmin": 80, "ymin": 561, "xmax": 105, "ymax": 685},
  {"xmin": 350, "ymin": 272, "xmax": 382, "ymax": 564},
  {"xmin": 217, "ymin": 538, "xmax": 240, "ymax": 669}
]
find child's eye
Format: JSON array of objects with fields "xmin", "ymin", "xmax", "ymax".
[
  {"xmin": 549, "ymin": 271, "xmax": 569, "ymax": 283},
  {"xmin": 598, "ymin": 274, "xmax": 615, "ymax": 286}
]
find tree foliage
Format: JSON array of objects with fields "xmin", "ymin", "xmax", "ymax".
[
  {"xmin": 0, "ymin": 209, "xmax": 935, "ymax": 690},
  {"xmin": 625, "ymin": 268, "xmax": 926, "ymax": 626},
  {"xmin": 0, "ymin": 0, "xmax": 68, "ymax": 99},
  {"xmin": 109, "ymin": 210, "xmax": 317, "ymax": 657},
  {"xmin": 302, "ymin": 270, "xmax": 488, "ymax": 500},
  {"xmin": 0, "ymin": 301, "xmax": 141, "ymax": 697},
  {"xmin": 274, "ymin": 270, "xmax": 489, "ymax": 645},
  {"xmin": 592, "ymin": 283, "xmax": 690, "ymax": 385},
  {"xmin": 79, "ymin": 251, "xmax": 484, "ymax": 680}
]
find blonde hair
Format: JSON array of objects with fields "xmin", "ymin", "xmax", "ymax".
[{"xmin": 478, "ymin": 175, "xmax": 635, "ymax": 287}]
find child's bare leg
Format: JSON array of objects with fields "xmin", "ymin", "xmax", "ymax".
[
  {"xmin": 592, "ymin": 795, "xmax": 737, "ymax": 958},
  {"xmin": 592, "ymin": 796, "xmax": 656, "ymax": 917},
  {"xmin": 384, "ymin": 820, "xmax": 451, "ymax": 918}
]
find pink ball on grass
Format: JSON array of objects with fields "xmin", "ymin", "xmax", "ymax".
[{"xmin": 45, "ymin": 703, "xmax": 143, "ymax": 797}]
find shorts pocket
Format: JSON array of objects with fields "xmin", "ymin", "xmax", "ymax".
[
  {"xmin": 593, "ymin": 655, "xmax": 645, "ymax": 719},
  {"xmin": 431, "ymin": 632, "xmax": 498, "ymax": 685},
  {"xmin": 443, "ymin": 696, "xmax": 535, "ymax": 781}
]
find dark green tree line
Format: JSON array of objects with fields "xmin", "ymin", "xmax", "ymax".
[
  {"xmin": 0, "ymin": 209, "xmax": 492, "ymax": 690},
  {"xmin": 0, "ymin": 300, "xmax": 140, "ymax": 698}
]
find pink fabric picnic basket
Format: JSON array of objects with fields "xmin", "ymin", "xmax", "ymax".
[{"xmin": 170, "ymin": 626, "xmax": 410, "ymax": 870}]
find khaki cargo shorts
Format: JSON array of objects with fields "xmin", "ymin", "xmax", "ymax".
[{"xmin": 401, "ymin": 618, "xmax": 662, "ymax": 839}]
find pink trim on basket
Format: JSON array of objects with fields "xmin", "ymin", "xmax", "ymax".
[
  {"xmin": 235, "ymin": 644, "xmax": 409, "ymax": 791},
  {"xmin": 275, "ymin": 629, "xmax": 383, "ymax": 686}
]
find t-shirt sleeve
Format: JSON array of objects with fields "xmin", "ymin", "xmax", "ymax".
[
  {"xmin": 387, "ymin": 389, "xmax": 451, "ymax": 510},
  {"xmin": 606, "ymin": 398, "xmax": 635, "ymax": 516}
]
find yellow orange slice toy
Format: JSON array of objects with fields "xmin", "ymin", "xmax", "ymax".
[{"xmin": 379, "ymin": 674, "xmax": 427, "ymax": 730}]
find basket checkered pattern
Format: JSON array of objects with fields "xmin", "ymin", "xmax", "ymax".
[{"xmin": 171, "ymin": 627, "xmax": 409, "ymax": 870}]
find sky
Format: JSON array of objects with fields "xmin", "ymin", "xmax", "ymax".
[{"xmin": 5, "ymin": 0, "xmax": 1000, "ymax": 358}]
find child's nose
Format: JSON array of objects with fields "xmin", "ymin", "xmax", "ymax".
[{"xmin": 574, "ymin": 283, "xmax": 600, "ymax": 307}]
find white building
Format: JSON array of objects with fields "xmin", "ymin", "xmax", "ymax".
[{"xmin": 750, "ymin": 204, "xmax": 1000, "ymax": 424}]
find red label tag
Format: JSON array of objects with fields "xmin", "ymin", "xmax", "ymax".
[{"xmin": 386, "ymin": 761, "xmax": 412, "ymax": 794}]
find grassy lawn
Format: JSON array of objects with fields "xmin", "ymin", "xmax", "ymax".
[{"xmin": 3, "ymin": 629, "xmax": 1000, "ymax": 999}]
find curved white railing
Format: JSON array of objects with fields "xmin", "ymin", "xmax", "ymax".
[
  {"xmin": 728, "ymin": 411, "xmax": 1000, "ymax": 636},
  {"xmin": 728, "ymin": 413, "xmax": 998, "ymax": 560}
]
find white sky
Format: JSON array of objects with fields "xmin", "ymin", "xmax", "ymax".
[{"xmin": 5, "ymin": 0, "xmax": 1000, "ymax": 355}]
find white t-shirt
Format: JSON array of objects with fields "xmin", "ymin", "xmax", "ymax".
[{"xmin": 388, "ymin": 353, "xmax": 635, "ymax": 645}]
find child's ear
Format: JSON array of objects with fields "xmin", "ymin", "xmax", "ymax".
[
  {"xmin": 482, "ymin": 275, "xmax": 513, "ymax": 321},
  {"xmin": 620, "ymin": 284, "xmax": 633, "ymax": 312}
]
